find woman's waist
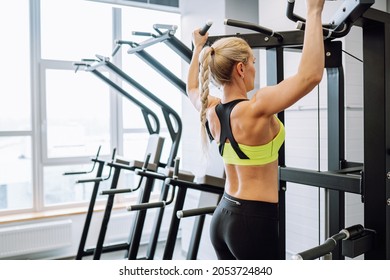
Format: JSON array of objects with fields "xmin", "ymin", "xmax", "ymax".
[
  {"xmin": 224, "ymin": 163, "xmax": 279, "ymax": 202},
  {"xmin": 219, "ymin": 192, "xmax": 279, "ymax": 217},
  {"xmin": 224, "ymin": 176, "xmax": 279, "ymax": 203}
]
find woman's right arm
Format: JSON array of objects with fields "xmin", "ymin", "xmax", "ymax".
[
  {"xmin": 187, "ymin": 41, "xmax": 204, "ymax": 112},
  {"xmin": 250, "ymin": 0, "xmax": 325, "ymax": 116}
]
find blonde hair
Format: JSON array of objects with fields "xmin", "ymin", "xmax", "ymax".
[{"xmin": 198, "ymin": 37, "xmax": 251, "ymax": 153}]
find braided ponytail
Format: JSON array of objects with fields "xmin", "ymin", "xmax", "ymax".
[
  {"xmin": 199, "ymin": 46, "xmax": 213, "ymax": 154},
  {"xmin": 197, "ymin": 37, "xmax": 251, "ymax": 156}
]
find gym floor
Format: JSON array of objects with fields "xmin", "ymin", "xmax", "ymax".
[{"xmin": 64, "ymin": 238, "xmax": 185, "ymax": 260}]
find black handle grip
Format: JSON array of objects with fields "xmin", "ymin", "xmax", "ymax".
[
  {"xmin": 177, "ymin": 206, "xmax": 216, "ymax": 219},
  {"xmin": 173, "ymin": 157, "xmax": 180, "ymax": 179},
  {"xmin": 199, "ymin": 20, "xmax": 213, "ymax": 36},
  {"xmin": 286, "ymin": 0, "xmax": 306, "ymax": 23},
  {"xmin": 100, "ymin": 188, "xmax": 132, "ymax": 195},
  {"xmin": 343, "ymin": 224, "xmax": 365, "ymax": 239},
  {"xmin": 76, "ymin": 178, "xmax": 103, "ymax": 184},
  {"xmin": 132, "ymin": 31, "xmax": 155, "ymax": 37},
  {"xmin": 143, "ymin": 153, "xmax": 151, "ymax": 171},
  {"xmin": 128, "ymin": 201, "xmax": 166, "ymax": 211},
  {"xmin": 224, "ymin": 18, "xmax": 283, "ymax": 41},
  {"xmin": 63, "ymin": 171, "xmax": 87, "ymax": 175},
  {"xmin": 112, "ymin": 43, "xmax": 121, "ymax": 57},
  {"xmin": 295, "ymin": 239, "xmax": 337, "ymax": 260}
]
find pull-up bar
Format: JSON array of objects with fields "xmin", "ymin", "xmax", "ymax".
[{"xmin": 287, "ymin": 0, "xmax": 375, "ymax": 38}]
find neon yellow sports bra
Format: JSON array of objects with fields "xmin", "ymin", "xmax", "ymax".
[
  {"xmin": 213, "ymin": 99, "xmax": 285, "ymax": 166},
  {"xmin": 222, "ymin": 117, "xmax": 285, "ymax": 165}
]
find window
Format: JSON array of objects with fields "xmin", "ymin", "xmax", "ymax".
[
  {"xmin": 40, "ymin": 0, "xmax": 113, "ymax": 61},
  {"xmin": 39, "ymin": 0, "xmax": 114, "ymax": 207},
  {"xmin": 120, "ymin": 7, "xmax": 181, "ymax": 163},
  {"xmin": 0, "ymin": 0, "xmax": 181, "ymax": 213},
  {"xmin": 0, "ymin": 137, "xmax": 33, "ymax": 210},
  {"xmin": 43, "ymin": 68, "xmax": 111, "ymax": 159},
  {"xmin": 0, "ymin": 1, "xmax": 32, "ymax": 213},
  {"xmin": 39, "ymin": 1, "xmax": 181, "ymax": 208}
]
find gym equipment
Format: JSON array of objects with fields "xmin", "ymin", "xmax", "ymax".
[
  {"xmin": 207, "ymin": 0, "xmax": 390, "ymax": 259},
  {"xmin": 73, "ymin": 59, "xmax": 169, "ymax": 259},
  {"xmin": 123, "ymin": 157, "xmax": 196, "ymax": 259},
  {"xmin": 111, "ymin": 21, "xmax": 213, "ymax": 95},
  {"xmin": 66, "ymin": 135, "xmax": 165, "ymax": 260},
  {"xmin": 107, "ymin": 21, "xmax": 227, "ymax": 259},
  {"xmin": 74, "ymin": 59, "xmax": 160, "ymax": 136},
  {"xmin": 91, "ymin": 137, "xmax": 164, "ymax": 260},
  {"xmin": 129, "ymin": 150, "xmax": 225, "ymax": 260},
  {"xmin": 64, "ymin": 147, "xmax": 118, "ymax": 259},
  {"xmin": 292, "ymin": 224, "xmax": 375, "ymax": 260},
  {"xmin": 78, "ymin": 55, "xmax": 182, "ymax": 168},
  {"xmin": 75, "ymin": 46, "xmax": 185, "ymax": 259},
  {"xmin": 163, "ymin": 173, "xmax": 224, "ymax": 259}
]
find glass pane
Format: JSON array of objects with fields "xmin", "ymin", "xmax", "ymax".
[
  {"xmin": 120, "ymin": 7, "xmax": 182, "ymax": 129},
  {"xmin": 44, "ymin": 164, "xmax": 108, "ymax": 206},
  {"xmin": 285, "ymin": 183, "xmax": 322, "ymax": 259},
  {"xmin": 40, "ymin": 0, "xmax": 112, "ymax": 60},
  {"xmin": 123, "ymin": 131, "xmax": 172, "ymax": 166},
  {"xmin": 0, "ymin": 137, "xmax": 33, "ymax": 211},
  {"xmin": 123, "ymin": 132, "xmax": 150, "ymax": 160},
  {"xmin": 0, "ymin": 1, "xmax": 31, "ymax": 131},
  {"xmin": 45, "ymin": 69, "xmax": 111, "ymax": 158},
  {"xmin": 150, "ymin": 0, "xmax": 179, "ymax": 7},
  {"xmin": 44, "ymin": 163, "xmax": 137, "ymax": 206},
  {"xmin": 122, "ymin": 94, "xmax": 158, "ymax": 130}
]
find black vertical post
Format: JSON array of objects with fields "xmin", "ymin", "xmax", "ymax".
[
  {"xmin": 76, "ymin": 160, "xmax": 105, "ymax": 260},
  {"xmin": 146, "ymin": 182, "xmax": 170, "ymax": 259},
  {"xmin": 93, "ymin": 167, "xmax": 121, "ymax": 260},
  {"xmin": 362, "ymin": 19, "xmax": 389, "ymax": 260},
  {"xmin": 325, "ymin": 41, "xmax": 345, "ymax": 260},
  {"xmin": 327, "ymin": 67, "xmax": 345, "ymax": 260},
  {"xmin": 186, "ymin": 215, "xmax": 206, "ymax": 260},
  {"xmin": 386, "ymin": 22, "xmax": 390, "ymax": 262},
  {"xmin": 162, "ymin": 187, "xmax": 187, "ymax": 260},
  {"xmin": 266, "ymin": 47, "xmax": 285, "ymax": 260},
  {"xmin": 126, "ymin": 177, "xmax": 156, "ymax": 259}
]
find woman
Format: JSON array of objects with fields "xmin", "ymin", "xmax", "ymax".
[{"xmin": 187, "ymin": 0, "xmax": 325, "ymax": 260}]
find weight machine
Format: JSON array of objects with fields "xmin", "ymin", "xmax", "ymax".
[{"xmin": 72, "ymin": 53, "xmax": 185, "ymax": 259}]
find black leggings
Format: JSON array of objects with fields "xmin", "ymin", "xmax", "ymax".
[{"xmin": 210, "ymin": 192, "xmax": 279, "ymax": 260}]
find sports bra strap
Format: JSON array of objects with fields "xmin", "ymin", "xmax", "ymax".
[
  {"xmin": 215, "ymin": 99, "xmax": 249, "ymax": 159},
  {"xmin": 205, "ymin": 121, "xmax": 214, "ymax": 142}
]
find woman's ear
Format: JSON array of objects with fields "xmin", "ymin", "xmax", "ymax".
[{"xmin": 236, "ymin": 62, "xmax": 244, "ymax": 78}]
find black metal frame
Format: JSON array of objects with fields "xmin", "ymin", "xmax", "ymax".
[
  {"xmin": 73, "ymin": 54, "xmax": 184, "ymax": 259},
  {"xmin": 112, "ymin": 24, "xmax": 191, "ymax": 95},
  {"xmin": 358, "ymin": 8, "xmax": 390, "ymax": 260}
]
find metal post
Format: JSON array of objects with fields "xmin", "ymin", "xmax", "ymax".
[
  {"xmin": 162, "ymin": 187, "xmax": 188, "ymax": 260},
  {"xmin": 126, "ymin": 177, "xmax": 156, "ymax": 259},
  {"xmin": 325, "ymin": 40, "xmax": 345, "ymax": 260},
  {"xmin": 362, "ymin": 16, "xmax": 390, "ymax": 260},
  {"xmin": 186, "ymin": 215, "xmax": 206, "ymax": 260},
  {"xmin": 266, "ymin": 47, "xmax": 286, "ymax": 259},
  {"xmin": 76, "ymin": 160, "xmax": 105, "ymax": 259},
  {"xmin": 93, "ymin": 167, "xmax": 121, "ymax": 260}
]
